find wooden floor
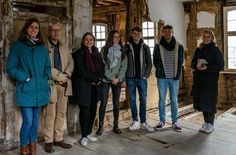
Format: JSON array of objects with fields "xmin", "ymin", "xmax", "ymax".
[{"xmin": 2, "ymin": 108, "xmax": 236, "ymax": 155}]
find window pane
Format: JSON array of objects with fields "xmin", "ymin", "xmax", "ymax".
[
  {"xmin": 101, "ymin": 41, "xmax": 105, "ymax": 47},
  {"xmin": 148, "ymin": 22, "xmax": 154, "ymax": 28},
  {"xmin": 150, "ymin": 48, "xmax": 154, "ymax": 55},
  {"xmin": 143, "ymin": 39, "xmax": 148, "ymax": 45},
  {"xmin": 148, "ymin": 29, "xmax": 154, "ymax": 37},
  {"xmin": 101, "ymin": 32, "xmax": 105, "ymax": 39},
  {"xmin": 101, "ymin": 26, "xmax": 105, "ymax": 32},
  {"xmin": 96, "ymin": 26, "xmax": 100, "ymax": 32},
  {"xmin": 97, "ymin": 41, "xmax": 102, "ymax": 48},
  {"xmin": 149, "ymin": 39, "xmax": 155, "ymax": 47},
  {"xmin": 92, "ymin": 26, "xmax": 95, "ymax": 32},
  {"xmin": 228, "ymin": 10, "xmax": 236, "ymax": 20},
  {"xmin": 228, "ymin": 21, "xmax": 236, "ymax": 31},
  {"xmin": 143, "ymin": 22, "xmax": 148, "ymax": 28},
  {"xmin": 99, "ymin": 33, "xmax": 103, "ymax": 39},
  {"xmin": 228, "ymin": 36, "xmax": 236, "ymax": 69},
  {"xmin": 143, "ymin": 29, "xmax": 148, "ymax": 37}
]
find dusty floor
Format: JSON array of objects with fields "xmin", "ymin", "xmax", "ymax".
[{"xmin": 2, "ymin": 107, "xmax": 236, "ymax": 155}]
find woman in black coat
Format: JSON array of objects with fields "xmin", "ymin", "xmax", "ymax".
[
  {"xmin": 191, "ymin": 30, "xmax": 224, "ymax": 134},
  {"xmin": 72, "ymin": 32, "xmax": 104, "ymax": 146}
]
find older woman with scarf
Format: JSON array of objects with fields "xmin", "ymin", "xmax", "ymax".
[
  {"xmin": 96, "ymin": 30, "xmax": 127, "ymax": 136},
  {"xmin": 191, "ymin": 30, "xmax": 224, "ymax": 134},
  {"xmin": 72, "ymin": 32, "xmax": 104, "ymax": 146}
]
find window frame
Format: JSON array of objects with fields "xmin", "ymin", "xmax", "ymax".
[
  {"xmin": 92, "ymin": 23, "xmax": 107, "ymax": 51},
  {"xmin": 223, "ymin": 6, "xmax": 236, "ymax": 71},
  {"xmin": 142, "ymin": 21, "xmax": 158, "ymax": 56}
]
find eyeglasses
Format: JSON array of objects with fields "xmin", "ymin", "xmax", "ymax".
[{"xmin": 50, "ymin": 29, "xmax": 61, "ymax": 33}]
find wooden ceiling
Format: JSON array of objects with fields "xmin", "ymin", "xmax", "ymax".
[{"xmin": 93, "ymin": 0, "xmax": 126, "ymax": 14}]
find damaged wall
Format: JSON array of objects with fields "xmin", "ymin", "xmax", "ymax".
[
  {"xmin": 183, "ymin": 0, "xmax": 231, "ymax": 109},
  {"xmin": 0, "ymin": 0, "xmax": 92, "ymax": 150},
  {"xmin": 147, "ymin": 0, "xmax": 235, "ymax": 110}
]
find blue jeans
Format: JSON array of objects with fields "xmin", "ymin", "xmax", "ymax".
[
  {"xmin": 157, "ymin": 79, "xmax": 179, "ymax": 123},
  {"xmin": 98, "ymin": 82, "xmax": 121, "ymax": 128},
  {"xmin": 126, "ymin": 78, "xmax": 147, "ymax": 123},
  {"xmin": 20, "ymin": 107, "xmax": 41, "ymax": 146}
]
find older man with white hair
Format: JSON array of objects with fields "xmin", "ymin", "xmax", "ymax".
[{"xmin": 44, "ymin": 23, "xmax": 74, "ymax": 153}]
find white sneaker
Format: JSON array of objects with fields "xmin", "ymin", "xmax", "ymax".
[
  {"xmin": 199, "ymin": 123, "xmax": 207, "ymax": 132},
  {"xmin": 87, "ymin": 134, "xmax": 98, "ymax": 142},
  {"xmin": 80, "ymin": 137, "xmax": 89, "ymax": 146},
  {"xmin": 204, "ymin": 123, "xmax": 214, "ymax": 133},
  {"xmin": 128, "ymin": 121, "xmax": 140, "ymax": 130},
  {"xmin": 141, "ymin": 123, "xmax": 155, "ymax": 132}
]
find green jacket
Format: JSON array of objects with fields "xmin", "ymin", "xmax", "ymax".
[{"xmin": 7, "ymin": 40, "xmax": 51, "ymax": 107}]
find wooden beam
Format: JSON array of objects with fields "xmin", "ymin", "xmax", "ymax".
[
  {"xmin": 103, "ymin": 0, "xmax": 125, "ymax": 4},
  {"xmin": 93, "ymin": 4, "xmax": 126, "ymax": 14},
  {"xmin": 96, "ymin": 0, "xmax": 112, "ymax": 6}
]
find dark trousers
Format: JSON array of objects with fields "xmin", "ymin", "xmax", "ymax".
[
  {"xmin": 203, "ymin": 112, "xmax": 215, "ymax": 125},
  {"xmin": 79, "ymin": 86, "xmax": 98, "ymax": 138},
  {"xmin": 98, "ymin": 82, "xmax": 121, "ymax": 128}
]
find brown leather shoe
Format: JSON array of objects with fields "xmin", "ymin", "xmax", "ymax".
[
  {"xmin": 29, "ymin": 142, "xmax": 36, "ymax": 155},
  {"xmin": 54, "ymin": 140, "xmax": 72, "ymax": 149},
  {"xmin": 20, "ymin": 145, "xmax": 29, "ymax": 155},
  {"xmin": 44, "ymin": 142, "xmax": 54, "ymax": 153}
]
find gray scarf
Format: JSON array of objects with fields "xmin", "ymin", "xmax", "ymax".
[{"xmin": 107, "ymin": 45, "xmax": 121, "ymax": 69}]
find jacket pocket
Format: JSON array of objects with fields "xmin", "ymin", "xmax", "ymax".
[{"xmin": 22, "ymin": 79, "xmax": 34, "ymax": 92}]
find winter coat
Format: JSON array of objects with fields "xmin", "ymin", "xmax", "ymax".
[
  {"xmin": 191, "ymin": 42, "xmax": 224, "ymax": 113},
  {"xmin": 124, "ymin": 40, "xmax": 152, "ymax": 79},
  {"xmin": 46, "ymin": 39, "xmax": 74, "ymax": 102},
  {"xmin": 71, "ymin": 49, "xmax": 104, "ymax": 107},
  {"xmin": 7, "ymin": 40, "xmax": 51, "ymax": 107}
]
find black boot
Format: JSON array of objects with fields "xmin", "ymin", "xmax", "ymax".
[
  {"xmin": 96, "ymin": 122, "xmax": 103, "ymax": 136},
  {"xmin": 113, "ymin": 121, "xmax": 121, "ymax": 134},
  {"xmin": 96, "ymin": 127, "xmax": 103, "ymax": 135}
]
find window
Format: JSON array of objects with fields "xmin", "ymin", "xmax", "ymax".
[
  {"xmin": 92, "ymin": 24, "xmax": 107, "ymax": 51},
  {"xmin": 224, "ymin": 6, "xmax": 236, "ymax": 70},
  {"xmin": 142, "ymin": 21, "xmax": 158, "ymax": 55}
]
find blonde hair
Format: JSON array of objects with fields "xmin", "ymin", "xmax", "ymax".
[{"xmin": 202, "ymin": 30, "xmax": 215, "ymax": 42}]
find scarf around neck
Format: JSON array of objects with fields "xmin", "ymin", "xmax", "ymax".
[
  {"xmin": 160, "ymin": 36, "xmax": 176, "ymax": 51},
  {"xmin": 107, "ymin": 44, "xmax": 121, "ymax": 69},
  {"xmin": 83, "ymin": 45, "xmax": 102, "ymax": 73}
]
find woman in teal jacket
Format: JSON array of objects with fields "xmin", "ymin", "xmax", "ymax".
[{"xmin": 6, "ymin": 18, "xmax": 51, "ymax": 155}]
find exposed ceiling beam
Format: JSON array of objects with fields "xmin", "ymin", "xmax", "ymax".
[
  {"xmin": 96, "ymin": 0, "xmax": 112, "ymax": 6},
  {"xmin": 93, "ymin": 4, "xmax": 126, "ymax": 14},
  {"xmin": 102, "ymin": 0, "xmax": 125, "ymax": 4}
]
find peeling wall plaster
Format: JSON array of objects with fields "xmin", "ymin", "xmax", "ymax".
[{"xmin": 197, "ymin": 11, "xmax": 215, "ymax": 28}]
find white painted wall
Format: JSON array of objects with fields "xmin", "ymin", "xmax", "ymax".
[{"xmin": 148, "ymin": 0, "xmax": 186, "ymax": 47}]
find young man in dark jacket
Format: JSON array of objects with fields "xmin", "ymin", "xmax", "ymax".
[
  {"xmin": 153, "ymin": 25, "xmax": 184, "ymax": 132},
  {"xmin": 125, "ymin": 27, "xmax": 154, "ymax": 132}
]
